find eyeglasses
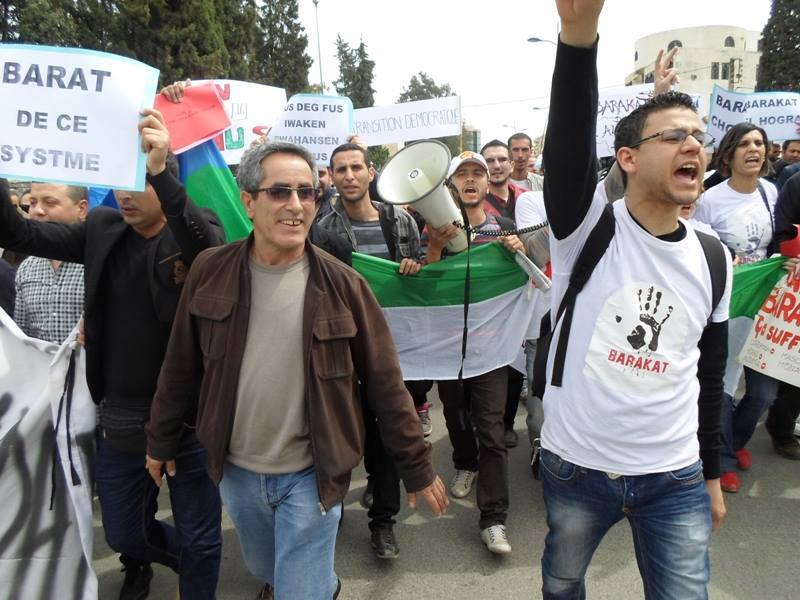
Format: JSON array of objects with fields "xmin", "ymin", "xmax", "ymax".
[
  {"xmin": 251, "ymin": 186, "xmax": 319, "ymax": 203},
  {"xmin": 629, "ymin": 129, "xmax": 715, "ymax": 149}
]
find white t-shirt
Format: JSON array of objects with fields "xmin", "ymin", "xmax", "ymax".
[
  {"xmin": 541, "ymin": 192, "xmax": 732, "ymax": 475},
  {"xmin": 693, "ymin": 179, "xmax": 778, "ymax": 263},
  {"xmin": 515, "ymin": 191, "xmax": 550, "ymax": 338}
]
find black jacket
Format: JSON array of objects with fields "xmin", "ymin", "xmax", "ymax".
[
  {"xmin": 774, "ymin": 170, "xmax": 800, "ymax": 244},
  {"xmin": 0, "ymin": 257, "xmax": 14, "ymax": 315},
  {"xmin": 0, "ymin": 174, "xmax": 223, "ymax": 403}
]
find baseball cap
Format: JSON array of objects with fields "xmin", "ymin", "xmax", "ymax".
[{"xmin": 447, "ymin": 151, "xmax": 489, "ymax": 179}]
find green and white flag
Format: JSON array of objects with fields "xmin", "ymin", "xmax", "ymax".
[
  {"xmin": 719, "ymin": 257, "xmax": 786, "ymax": 395},
  {"xmin": 352, "ymin": 243, "xmax": 538, "ymax": 381},
  {"xmin": 729, "ymin": 257, "xmax": 786, "ymax": 319}
]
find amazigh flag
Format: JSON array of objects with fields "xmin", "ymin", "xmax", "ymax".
[
  {"xmin": 353, "ymin": 243, "xmax": 537, "ymax": 380},
  {"xmin": 177, "ymin": 140, "xmax": 253, "ymax": 242}
]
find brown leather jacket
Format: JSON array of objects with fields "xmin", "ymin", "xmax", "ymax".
[{"xmin": 146, "ymin": 236, "xmax": 434, "ymax": 510}]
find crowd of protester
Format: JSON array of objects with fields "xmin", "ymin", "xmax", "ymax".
[{"xmin": 2, "ymin": 1, "xmax": 800, "ymax": 598}]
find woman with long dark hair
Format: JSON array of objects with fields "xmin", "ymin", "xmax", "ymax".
[{"xmin": 694, "ymin": 122, "xmax": 779, "ymax": 493}]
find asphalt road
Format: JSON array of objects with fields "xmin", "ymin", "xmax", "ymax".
[{"xmin": 94, "ymin": 391, "xmax": 800, "ymax": 599}]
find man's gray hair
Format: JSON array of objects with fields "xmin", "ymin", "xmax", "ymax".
[{"xmin": 236, "ymin": 141, "xmax": 319, "ymax": 193}]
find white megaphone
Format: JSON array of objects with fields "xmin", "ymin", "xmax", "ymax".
[{"xmin": 377, "ymin": 140, "xmax": 468, "ymax": 253}]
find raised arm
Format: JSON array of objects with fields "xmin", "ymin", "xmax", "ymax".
[
  {"xmin": 544, "ymin": 0, "xmax": 604, "ymax": 239},
  {"xmin": 139, "ymin": 108, "xmax": 225, "ymax": 261}
]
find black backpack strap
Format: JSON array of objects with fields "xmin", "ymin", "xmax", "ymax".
[
  {"xmin": 551, "ymin": 204, "xmax": 616, "ymax": 386},
  {"xmin": 695, "ymin": 230, "xmax": 727, "ymax": 321},
  {"xmin": 377, "ymin": 204, "xmax": 399, "ymax": 262},
  {"xmin": 756, "ymin": 181, "xmax": 776, "ymax": 254},
  {"xmin": 485, "ymin": 193, "xmax": 513, "ymax": 219}
]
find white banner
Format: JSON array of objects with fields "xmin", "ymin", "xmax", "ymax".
[
  {"xmin": 739, "ymin": 271, "xmax": 800, "ymax": 387},
  {"xmin": 708, "ymin": 85, "xmax": 800, "ymax": 146},
  {"xmin": 0, "ymin": 311, "xmax": 97, "ymax": 598},
  {"xmin": 353, "ymin": 96, "xmax": 462, "ymax": 146},
  {"xmin": 596, "ymin": 84, "xmax": 701, "ymax": 158},
  {"xmin": 195, "ymin": 79, "xmax": 286, "ymax": 165},
  {"xmin": 0, "ymin": 44, "xmax": 159, "ymax": 191},
  {"xmin": 268, "ymin": 94, "xmax": 353, "ymax": 166}
]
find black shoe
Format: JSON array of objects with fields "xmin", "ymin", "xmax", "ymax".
[
  {"xmin": 118, "ymin": 563, "xmax": 153, "ymax": 600},
  {"xmin": 504, "ymin": 428, "xmax": 519, "ymax": 448},
  {"xmin": 773, "ymin": 437, "xmax": 800, "ymax": 460},
  {"xmin": 370, "ymin": 526, "xmax": 400, "ymax": 559},
  {"xmin": 361, "ymin": 479, "xmax": 374, "ymax": 510}
]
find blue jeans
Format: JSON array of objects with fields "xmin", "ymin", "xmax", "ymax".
[
  {"xmin": 540, "ymin": 449, "xmax": 711, "ymax": 600},
  {"xmin": 720, "ymin": 367, "xmax": 779, "ymax": 472},
  {"xmin": 95, "ymin": 429, "xmax": 222, "ymax": 599},
  {"xmin": 220, "ymin": 462, "xmax": 341, "ymax": 600}
]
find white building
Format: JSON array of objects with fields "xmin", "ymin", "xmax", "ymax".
[{"xmin": 625, "ymin": 26, "xmax": 762, "ymax": 114}]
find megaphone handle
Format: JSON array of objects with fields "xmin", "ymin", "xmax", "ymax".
[{"xmin": 516, "ymin": 250, "xmax": 552, "ymax": 291}]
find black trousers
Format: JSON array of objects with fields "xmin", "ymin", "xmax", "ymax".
[
  {"xmin": 438, "ymin": 367, "xmax": 509, "ymax": 528},
  {"xmin": 361, "ymin": 380, "xmax": 431, "ymax": 529},
  {"xmin": 505, "ymin": 366, "xmax": 524, "ymax": 430},
  {"xmin": 766, "ymin": 382, "xmax": 800, "ymax": 443}
]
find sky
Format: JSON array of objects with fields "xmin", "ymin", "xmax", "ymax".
[{"xmin": 297, "ymin": 0, "xmax": 773, "ymax": 146}]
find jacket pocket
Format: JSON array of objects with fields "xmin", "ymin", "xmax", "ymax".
[
  {"xmin": 312, "ymin": 314, "xmax": 357, "ymax": 379},
  {"xmin": 189, "ymin": 295, "xmax": 234, "ymax": 360}
]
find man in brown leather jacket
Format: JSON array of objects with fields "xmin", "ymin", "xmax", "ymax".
[{"xmin": 145, "ymin": 140, "xmax": 447, "ymax": 600}]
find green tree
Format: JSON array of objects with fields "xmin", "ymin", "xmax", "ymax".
[
  {"xmin": 369, "ymin": 145, "xmax": 390, "ymax": 170},
  {"xmin": 69, "ymin": 0, "xmax": 118, "ymax": 52},
  {"xmin": 254, "ymin": 0, "xmax": 312, "ymax": 95},
  {"xmin": 396, "ymin": 72, "xmax": 463, "ymax": 156},
  {"xmin": 214, "ymin": 0, "xmax": 259, "ymax": 81},
  {"xmin": 397, "ymin": 72, "xmax": 454, "ymax": 103},
  {"xmin": 3, "ymin": 0, "xmax": 79, "ymax": 45},
  {"xmin": 757, "ymin": 0, "xmax": 800, "ymax": 93},
  {"xmin": 114, "ymin": 0, "xmax": 229, "ymax": 85},
  {"xmin": 334, "ymin": 35, "xmax": 376, "ymax": 109}
]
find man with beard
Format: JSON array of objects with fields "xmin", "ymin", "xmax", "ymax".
[
  {"xmin": 480, "ymin": 139, "xmax": 529, "ymax": 448},
  {"xmin": 427, "ymin": 151, "xmax": 525, "ymax": 555}
]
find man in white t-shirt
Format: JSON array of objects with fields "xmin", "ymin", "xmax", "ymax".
[
  {"xmin": 538, "ymin": 1, "xmax": 731, "ymax": 598},
  {"xmin": 513, "ymin": 190, "xmax": 551, "ymax": 459}
]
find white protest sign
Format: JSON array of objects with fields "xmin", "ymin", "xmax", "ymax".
[
  {"xmin": 269, "ymin": 94, "xmax": 353, "ymax": 166},
  {"xmin": 708, "ymin": 85, "xmax": 800, "ymax": 146},
  {"xmin": 0, "ymin": 44, "xmax": 159, "ymax": 191},
  {"xmin": 739, "ymin": 271, "xmax": 800, "ymax": 387},
  {"xmin": 353, "ymin": 96, "xmax": 462, "ymax": 146},
  {"xmin": 596, "ymin": 84, "xmax": 702, "ymax": 157},
  {"xmin": 196, "ymin": 79, "xmax": 286, "ymax": 165}
]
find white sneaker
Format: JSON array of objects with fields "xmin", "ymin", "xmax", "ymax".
[
  {"xmin": 449, "ymin": 469, "xmax": 477, "ymax": 498},
  {"xmin": 481, "ymin": 524, "xmax": 512, "ymax": 555}
]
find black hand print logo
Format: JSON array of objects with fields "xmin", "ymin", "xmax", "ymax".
[
  {"xmin": 742, "ymin": 222, "xmax": 764, "ymax": 255},
  {"xmin": 620, "ymin": 286, "xmax": 673, "ymax": 352}
]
